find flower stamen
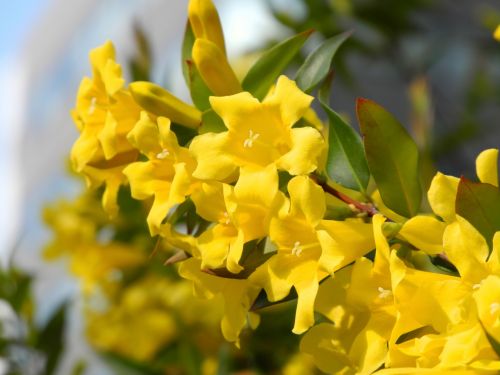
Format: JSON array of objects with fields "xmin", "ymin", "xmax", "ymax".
[
  {"xmin": 88, "ymin": 97, "xmax": 97, "ymax": 115},
  {"xmin": 156, "ymin": 148, "xmax": 170, "ymax": 159},
  {"xmin": 291, "ymin": 241, "xmax": 302, "ymax": 257},
  {"xmin": 243, "ymin": 129, "xmax": 260, "ymax": 148}
]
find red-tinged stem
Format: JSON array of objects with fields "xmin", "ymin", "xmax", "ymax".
[{"xmin": 311, "ymin": 175, "xmax": 379, "ymax": 217}]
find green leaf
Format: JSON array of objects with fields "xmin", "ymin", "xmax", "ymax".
[
  {"xmin": 356, "ymin": 98, "xmax": 422, "ymax": 217},
  {"xmin": 199, "ymin": 109, "xmax": 226, "ymax": 134},
  {"xmin": 295, "ymin": 31, "xmax": 351, "ymax": 92},
  {"xmin": 129, "ymin": 24, "xmax": 151, "ymax": 81},
  {"xmin": 35, "ymin": 302, "xmax": 68, "ymax": 375},
  {"xmin": 242, "ymin": 29, "xmax": 313, "ymax": 100},
  {"xmin": 181, "ymin": 21, "xmax": 213, "ymax": 110},
  {"xmin": 321, "ymin": 103, "xmax": 370, "ymax": 192},
  {"xmin": 455, "ymin": 177, "xmax": 500, "ymax": 249}
]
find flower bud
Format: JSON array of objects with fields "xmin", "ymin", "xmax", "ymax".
[
  {"xmin": 129, "ymin": 81, "xmax": 201, "ymax": 129},
  {"xmin": 188, "ymin": 0, "xmax": 226, "ymax": 55},
  {"xmin": 192, "ymin": 38, "xmax": 242, "ymax": 96}
]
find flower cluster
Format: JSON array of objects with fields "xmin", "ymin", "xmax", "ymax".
[{"xmin": 66, "ymin": 0, "xmax": 500, "ymax": 373}]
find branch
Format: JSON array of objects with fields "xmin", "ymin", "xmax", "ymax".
[{"xmin": 311, "ymin": 175, "xmax": 379, "ymax": 217}]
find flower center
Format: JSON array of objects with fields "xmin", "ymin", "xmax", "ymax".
[
  {"xmin": 377, "ymin": 287, "xmax": 392, "ymax": 300},
  {"xmin": 243, "ymin": 129, "xmax": 260, "ymax": 148},
  {"xmin": 88, "ymin": 97, "xmax": 97, "ymax": 115},
  {"xmin": 156, "ymin": 148, "xmax": 170, "ymax": 160},
  {"xmin": 291, "ymin": 241, "xmax": 302, "ymax": 257},
  {"xmin": 222, "ymin": 211, "xmax": 231, "ymax": 225}
]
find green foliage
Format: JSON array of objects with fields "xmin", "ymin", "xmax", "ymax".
[
  {"xmin": 322, "ymin": 103, "xmax": 370, "ymax": 193},
  {"xmin": 242, "ymin": 29, "xmax": 313, "ymax": 100},
  {"xmin": 357, "ymin": 98, "xmax": 422, "ymax": 217},
  {"xmin": 295, "ymin": 31, "xmax": 351, "ymax": 93},
  {"xmin": 456, "ymin": 178, "xmax": 500, "ymax": 250}
]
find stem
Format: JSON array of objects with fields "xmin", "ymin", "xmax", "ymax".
[{"xmin": 311, "ymin": 175, "xmax": 379, "ymax": 217}]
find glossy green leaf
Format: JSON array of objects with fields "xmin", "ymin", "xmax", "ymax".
[
  {"xmin": 322, "ymin": 103, "xmax": 370, "ymax": 192},
  {"xmin": 295, "ymin": 31, "xmax": 351, "ymax": 92},
  {"xmin": 456, "ymin": 177, "xmax": 500, "ymax": 249},
  {"xmin": 181, "ymin": 21, "xmax": 213, "ymax": 110},
  {"xmin": 242, "ymin": 29, "xmax": 313, "ymax": 100},
  {"xmin": 200, "ymin": 109, "xmax": 226, "ymax": 134},
  {"xmin": 356, "ymin": 98, "xmax": 422, "ymax": 217}
]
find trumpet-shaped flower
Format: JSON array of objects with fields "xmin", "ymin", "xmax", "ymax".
[
  {"xmin": 123, "ymin": 112, "xmax": 197, "ymax": 235},
  {"xmin": 71, "ymin": 41, "xmax": 141, "ymax": 216},
  {"xmin": 191, "ymin": 164, "xmax": 283, "ymax": 273},
  {"xmin": 253, "ymin": 176, "xmax": 375, "ymax": 334},
  {"xmin": 179, "ymin": 257, "xmax": 261, "ymax": 346},
  {"xmin": 190, "ymin": 75, "xmax": 325, "ymax": 180},
  {"xmin": 300, "ymin": 215, "xmax": 400, "ymax": 374}
]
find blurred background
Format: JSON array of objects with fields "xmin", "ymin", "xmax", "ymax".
[{"xmin": 0, "ymin": 0, "xmax": 499, "ymax": 374}]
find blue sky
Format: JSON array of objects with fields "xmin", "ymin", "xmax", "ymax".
[{"xmin": 0, "ymin": 0, "xmax": 48, "ymax": 58}]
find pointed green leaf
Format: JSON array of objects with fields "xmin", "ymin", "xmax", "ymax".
[
  {"xmin": 456, "ymin": 177, "xmax": 500, "ymax": 249},
  {"xmin": 295, "ymin": 31, "xmax": 351, "ymax": 92},
  {"xmin": 321, "ymin": 103, "xmax": 370, "ymax": 192},
  {"xmin": 200, "ymin": 109, "xmax": 226, "ymax": 134},
  {"xmin": 242, "ymin": 29, "xmax": 313, "ymax": 100},
  {"xmin": 356, "ymin": 98, "xmax": 422, "ymax": 217}
]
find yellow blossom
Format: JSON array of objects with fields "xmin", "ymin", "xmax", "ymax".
[
  {"xmin": 190, "ymin": 75, "xmax": 325, "ymax": 180},
  {"xmin": 123, "ymin": 112, "xmax": 197, "ymax": 235},
  {"xmin": 71, "ymin": 41, "xmax": 141, "ymax": 216},
  {"xmin": 253, "ymin": 176, "xmax": 375, "ymax": 334},
  {"xmin": 191, "ymin": 165, "xmax": 283, "ymax": 273}
]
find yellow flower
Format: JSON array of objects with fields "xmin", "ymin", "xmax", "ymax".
[
  {"xmin": 71, "ymin": 41, "xmax": 141, "ymax": 216},
  {"xmin": 191, "ymin": 165, "xmax": 283, "ymax": 273},
  {"xmin": 190, "ymin": 75, "xmax": 325, "ymax": 180},
  {"xmin": 123, "ymin": 112, "xmax": 197, "ymax": 235},
  {"xmin": 179, "ymin": 257, "xmax": 261, "ymax": 346},
  {"xmin": 428, "ymin": 148, "xmax": 498, "ymax": 223},
  {"xmin": 70, "ymin": 243, "xmax": 145, "ymax": 294},
  {"xmin": 253, "ymin": 176, "xmax": 375, "ymax": 334}
]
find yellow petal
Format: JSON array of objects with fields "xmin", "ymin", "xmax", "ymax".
[
  {"xmin": 126, "ymin": 112, "xmax": 161, "ymax": 157},
  {"xmin": 427, "ymin": 172, "xmax": 459, "ymax": 222},
  {"xmin": 293, "ymin": 275, "xmax": 319, "ymax": 334},
  {"xmin": 197, "ymin": 224, "xmax": 238, "ymax": 270},
  {"xmin": 287, "ymin": 176, "xmax": 326, "ymax": 226},
  {"xmin": 192, "ymin": 38, "xmax": 241, "ymax": 96},
  {"xmin": 265, "ymin": 75, "xmax": 314, "ymax": 127},
  {"xmin": 317, "ymin": 220, "xmax": 375, "ymax": 274},
  {"xmin": 191, "ymin": 182, "xmax": 227, "ymax": 223},
  {"xmin": 188, "ymin": 0, "xmax": 226, "ymax": 54},
  {"xmin": 443, "ymin": 216, "xmax": 490, "ymax": 284},
  {"xmin": 300, "ymin": 323, "xmax": 355, "ymax": 374},
  {"xmin": 372, "ymin": 214, "xmax": 391, "ymax": 282},
  {"xmin": 399, "ymin": 215, "xmax": 446, "ymax": 255},
  {"xmin": 179, "ymin": 258, "xmax": 261, "ymax": 344},
  {"xmin": 98, "ymin": 111, "xmax": 119, "ymax": 159},
  {"xmin": 190, "ymin": 132, "xmax": 237, "ymax": 180},
  {"xmin": 226, "ymin": 229, "xmax": 245, "ymax": 274},
  {"xmin": 476, "ymin": 148, "xmax": 498, "ymax": 187},
  {"xmin": 277, "ymin": 126, "xmax": 325, "ymax": 175}
]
